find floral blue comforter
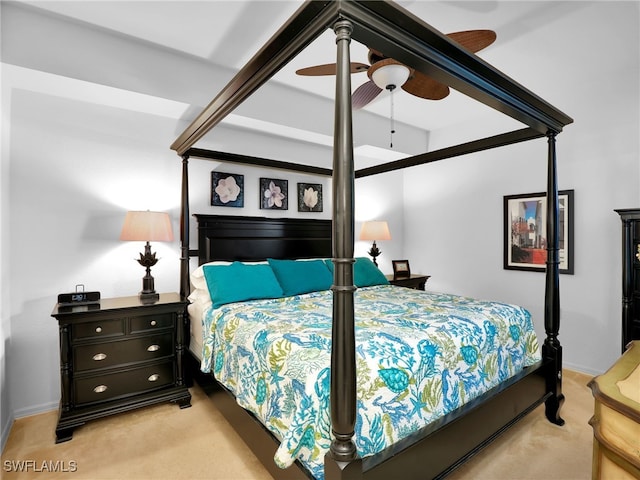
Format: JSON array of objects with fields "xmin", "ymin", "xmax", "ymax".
[{"xmin": 200, "ymin": 285, "xmax": 540, "ymax": 479}]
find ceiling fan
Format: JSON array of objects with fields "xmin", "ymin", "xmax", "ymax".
[{"xmin": 296, "ymin": 30, "xmax": 497, "ymax": 109}]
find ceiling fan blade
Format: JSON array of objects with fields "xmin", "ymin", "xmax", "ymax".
[
  {"xmin": 447, "ymin": 29, "xmax": 496, "ymax": 53},
  {"xmin": 367, "ymin": 51, "xmax": 446, "ymax": 101},
  {"xmin": 352, "ymin": 80, "xmax": 382, "ymax": 110},
  {"xmin": 401, "ymin": 71, "xmax": 450, "ymax": 100},
  {"xmin": 296, "ymin": 62, "xmax": 370, "ymax": 76},
  {"xmin": 399, "ymin": 30, "xmax": 494, "ymax": 100}
]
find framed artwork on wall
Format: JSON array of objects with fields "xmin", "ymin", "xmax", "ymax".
[
  {"xmin": 297, "ymin": 183, "xmax": 323, "ymax": 212},
  {"xmin": 503, "ymin": 189, "xmax": 574, "ymax": 274},
  {"xmin": 260, "ymin": 178, "xmax": 288, "ymax": 210},
  {"xmin": 211, "ymin": 171, "xmax": 244, "ymax": 207}
]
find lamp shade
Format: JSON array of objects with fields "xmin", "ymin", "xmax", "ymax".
[
  {"xmin": 359, "ymin": 221, "xmax": 391, "ymax": 241},
  {"xmin": 120, "ymin": 211, "xmax": 174, "ymax": 242}
]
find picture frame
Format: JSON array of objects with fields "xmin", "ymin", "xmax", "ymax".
[
  {"xmin": 297, "ymin": 183, "xmax": 323, "ymax": 212},
  {"xmin": 392, "ymin": 260, "xmax": 411, "ymax": 279},
  {"xmin": 504, "ymin": 189, "xmax": 574, "ymax": 274},
  {"xmin": 260, "ymin": 177, "xmax": 288, "ymax": 210},
  {"xmin": 211, "ymin": 171, "xmax": 244, "ymax": 207}
]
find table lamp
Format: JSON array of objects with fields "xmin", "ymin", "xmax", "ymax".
[
  {"xmin": 120, "ymin": 210, "xmax": 174, "ymax": 304},
  {"xmin": 359, "ymin": 221, "xmax": 391, "ymax": 266}
]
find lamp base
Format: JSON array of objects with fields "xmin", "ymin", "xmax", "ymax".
[
  {"xmin": 139, "ymin": 291, "xmax": 159, "ymax": 305},
  {"xmin": 368, "ymin": 241, "xmax": 381, "ymax": 267},
  {"xmin": 139, "ymin": 266, "xmax": 158, "ymax": 304}
]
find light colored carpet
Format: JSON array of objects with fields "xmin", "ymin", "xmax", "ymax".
[{"xmin": 2, "ymin": 369, "xmax": 594, "ymax": 480}]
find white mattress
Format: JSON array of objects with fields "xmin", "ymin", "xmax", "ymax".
[{"xmin": 187, "ymin": 296, "xmax": 207, "ymax": 361}]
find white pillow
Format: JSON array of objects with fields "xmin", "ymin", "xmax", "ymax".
[{"xmin": 187, "ymin": 288, "xmax": 211, "ymax": 307}]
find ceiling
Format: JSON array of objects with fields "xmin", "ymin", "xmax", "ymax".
[{"xmin": 5, "ymin": 1, "xmax": 634, "ymax": 162}]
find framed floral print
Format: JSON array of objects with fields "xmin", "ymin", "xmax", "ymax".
[
  {"xmin": 298, "ymin": 183, "xmax": 323, "ymax": 212},
  {"xmin": 260, "ymin": 178, "xmax": 288, "ymax": 210},
  {"xmin": 211, "ymin": 172, "xmax": 243, "ymax": 207},
  {"xmin": 504, "ymin": 189, "xmax": 574, "ymax": 274}
]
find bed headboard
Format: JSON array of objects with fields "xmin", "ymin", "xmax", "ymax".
[{"xmin": 193, "ymin": 214, "xmax": 332, "ymax": 265}]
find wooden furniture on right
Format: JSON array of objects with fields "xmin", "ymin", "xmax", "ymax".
[
  {"xmin": 588, "ymin": 341, "xmax": 640, "ymax": 479},
  {"xmin": 386, "ymin": 274, "xmax": 430, "ymax": 290},
  {"xmin": 615, "ymin": 209, "xmax": 640, "ymax": 352}
]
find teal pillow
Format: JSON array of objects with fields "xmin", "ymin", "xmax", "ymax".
[
  {"xmin": 203, "ymin": 262, "xmax": 284, "ymax": 308},
  {"xmin": 323, "ymin": 257, "xmax": 389, "ymax": 287},
  {"xmin": 354, "ymin": 257, "xmax": 390, "ymax": 287},
  {"xmin": 267, "ymin": 258, "xmax": 333, "ymax": 296}
]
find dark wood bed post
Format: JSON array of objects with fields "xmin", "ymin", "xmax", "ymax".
[
  {"xmin": 325, "ymin": 17, "xmax": 362, "ymax": 480},
  {"xmin": 180, "ymin": 154, "xmax": 190, "ymax": 301},
  {"xmin": 543, "ymin": 131, "xmax": 565, "ymax": 426}
]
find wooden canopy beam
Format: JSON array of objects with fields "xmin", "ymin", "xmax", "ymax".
[
  {"xmin": 181, "ymin": 127, "xmax": 546, "ymax": 180},
  {"xmin": 355, "ymin": 128, "xmax": 545, "ymax": 178},
  {"xmin": 186, "ymin": 148, "xmax": 333, "ymax": 177},
  {"xmin": 170, "ymin": 1, "xmax": 573, "ymax": 156}
]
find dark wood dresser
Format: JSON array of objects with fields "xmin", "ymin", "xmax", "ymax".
[
  {"xmin": 51, "ymin": 292, "xmax": 191, "ymax": 443},
  {"xmin": 615, "ymin": 209, "xmax": 640, "ymax": 352},
  {"xmin": 386, "ymin": 274, "xmax": 430, "ymax": 290}
]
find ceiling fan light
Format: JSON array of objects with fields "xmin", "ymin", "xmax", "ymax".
[{"xmin": 371, "ymin": 64, "xmax": 410, "ymax": 90}]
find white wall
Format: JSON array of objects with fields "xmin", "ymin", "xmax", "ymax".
[
  {"xmin": 354, "ymin": 171, "xmax": 405, "ymax": 275},
  {"xmin": 404, "ymin": 1, "xmax": 640, "ymax": 375},
  {"xmin": 0, "ymin": 56, "xmax": 11, "ymax": 448}
]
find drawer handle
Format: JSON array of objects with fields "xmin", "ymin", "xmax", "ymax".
[
  {"xmin": 147, "ymin": 344, "xmax": 160, "ymax": 352},
  {"xmin": 148, "ymin": 374, "xmax": 160, "ymax": 382},
  {"xmin": 92, "ymin": 353, "xmax": 107, "ymax": 361},
  {"xmin": 150, "ymin": 320, "xmax": 157, "ymax": 326},
  {"xmin": 93, "ymin": 385, "xmax": 108, "ymax": 394},
  {"xmin": 95, "ymin": 326, "xmax": 102, "ymax": 333}
]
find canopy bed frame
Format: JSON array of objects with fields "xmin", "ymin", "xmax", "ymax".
[{"xmin": 170, "ymin": 1, "xmax": 573, "ymax": 479}]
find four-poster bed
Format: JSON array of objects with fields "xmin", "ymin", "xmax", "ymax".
[{"xmin": 170, "ymin": 1, "xmax": 573, "ymax": 479}]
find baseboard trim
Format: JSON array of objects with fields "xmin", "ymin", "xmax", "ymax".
[
  {"xmin": 1, "ymin": 414, "xmax": 14, "ymax": 453},
  {"xmin": 564, "ymin": 363, "xmax": 600, "ymax": 377},
  {"xmin": 2, "ymin": 402, "xmax": 58, "ymax": 452},
  {"xmin": 13, "ymin": 401, "xmax": 58, "ymax": 420}
]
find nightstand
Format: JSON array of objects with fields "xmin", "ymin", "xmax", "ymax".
[
  {"xmin": 51, "ymin": 292, "xmax": 191, "ymax": 443},
  {"xmin": 386, "ymin": 274, "xmax": 430, "ymax": 290}
]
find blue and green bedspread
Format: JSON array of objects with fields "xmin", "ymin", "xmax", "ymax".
[{"xmin": 200, "ymin": 285, "xmax": 540, "ymax": 479}]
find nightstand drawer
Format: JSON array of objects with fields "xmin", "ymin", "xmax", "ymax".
[
  {"xmin": 130, "ymin": 313, "xmax": 174, "ymax": 333},
  {"xmin": 75, "ymin": 361, "xmax": 175, "ymax": 405},
  {"xmin": 74, "ymin": 333, "xmax": 174, "ymax": 372},
  {"xmin": 72, "ymin": 318, "xmax": 125, "ymax": 340}
]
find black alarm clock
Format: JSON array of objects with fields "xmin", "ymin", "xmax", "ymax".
[{"xmin": 58, "ymin": 285, "xmax": 100, "ymax": 307}]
